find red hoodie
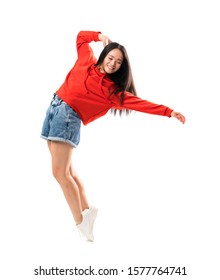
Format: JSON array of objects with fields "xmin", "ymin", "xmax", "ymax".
[{"xmin": 56, "ymin": 31, "xmax": 173, "ymax": 125}]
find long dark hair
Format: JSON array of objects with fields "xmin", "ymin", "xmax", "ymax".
[{"xmin": 95, "ymin": 42, "xmax": 137, "ymax": 115}]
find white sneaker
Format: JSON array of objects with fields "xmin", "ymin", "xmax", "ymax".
[{"xmin": 77, "ymin": 206, "xmax": 98, "ymax": 242}]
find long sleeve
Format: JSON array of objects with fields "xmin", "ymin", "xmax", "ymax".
[
  {"xmin": 112, "ymin": 91, "xmax": 173, "ymax": 117},
  {"xmin": 76, "ymin": 31, "xmax": 101, "ymax": 62}
]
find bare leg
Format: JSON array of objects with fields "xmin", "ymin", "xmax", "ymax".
[
  {"xmin": 70, "ymin": 165, "xmax": 89, "ymax": 211},
  {"xmin": 47, "ymin": 141, "xmax": 85, "ymax": 224}
]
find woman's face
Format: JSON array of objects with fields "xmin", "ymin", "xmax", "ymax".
[{"xmin": 100, "ymin": 48, "xmax": 123, "ymax": 74}]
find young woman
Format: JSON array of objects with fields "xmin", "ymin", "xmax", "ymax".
[{"xmin": 41, "ymin": 31, "xmax": 186, "ymax": 242}]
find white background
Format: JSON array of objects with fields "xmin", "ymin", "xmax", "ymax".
[{"xmin": 0, "ymin": 0, "xmax": 219, "ymax": 279}]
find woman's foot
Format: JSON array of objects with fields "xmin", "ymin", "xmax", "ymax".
[{"xmin": 77, "ymin": 206, "xmax": 98, "ymax": 241}]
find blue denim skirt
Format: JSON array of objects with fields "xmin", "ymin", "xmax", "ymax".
[{"xmin": 41, "ymin": 93, "xmax": 81, "ymax": 148}]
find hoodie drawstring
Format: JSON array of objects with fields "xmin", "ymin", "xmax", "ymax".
[{"xmin": 84, "ymin": 65, "xmax": 112, "ymax": 104}]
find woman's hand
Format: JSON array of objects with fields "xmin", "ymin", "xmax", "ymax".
[
  {"xmin": 98, "ymin": 33, "xmax": 112, "ymax": 47},
  {"xmin": 171, "ymin": 111, "xmax": 186, "ymax": 124}
]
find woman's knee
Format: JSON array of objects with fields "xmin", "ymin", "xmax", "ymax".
[
  {"xmin": 50, "ymin": 141, "xmax": 73, "ymax": 180},
  {"xmin": 70, "ymin": 170, "xmax": 77, "ymax": 180},
  {"xmin": 52, "ymin": 165, "xmax": 61, "ymax": 181},
  {"xmin": 52, "ymin": 165, "xmax": 69, "ymax": 182}
]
